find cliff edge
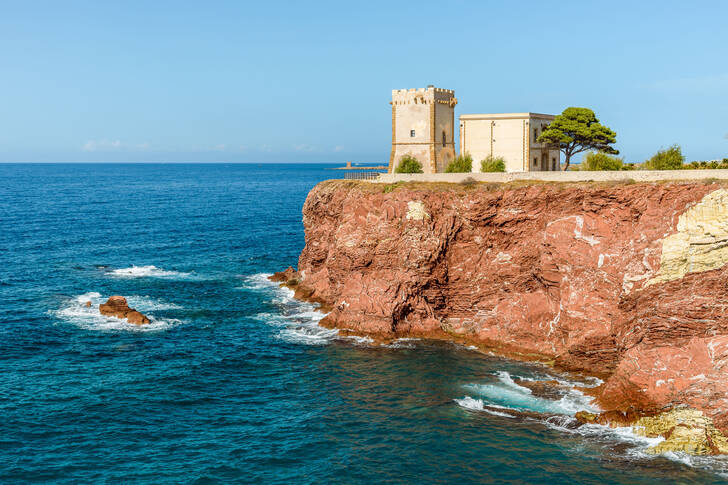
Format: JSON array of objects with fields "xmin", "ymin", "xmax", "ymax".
[{"xmin": 284, "ymin": 179, "xmax": 728, "ymax": 449}]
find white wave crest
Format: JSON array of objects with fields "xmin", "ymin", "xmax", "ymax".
[
  {"xmin": 454, "ymin": 396, "xmax": 516, "ymax": 418},
  {"xmin": 462, "ymin": 371, "xmax": 599, "ymax": 416},
  {"xmin": 109, "ymin": 265, "xmax": 195, "ymax": 279},
  {"xmin": 53, "ymin": 292, "xmax": 181, "ymax": 332},
  {"xmin": 244, "ymin": 273, "xmax": 338, "ymax": 346},
  {"xmin": 384, "ymin": 337, "xmax": 421, "ymax": 349}
]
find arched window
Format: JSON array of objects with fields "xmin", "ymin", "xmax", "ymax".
[{"xmin": 442, "ymin": 131, "xmax": 446, "ymax": 147}]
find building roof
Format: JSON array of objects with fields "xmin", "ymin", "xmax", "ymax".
[{"xmin": 459, "ymin": 112, "xmax": 555, "ymax": 121}]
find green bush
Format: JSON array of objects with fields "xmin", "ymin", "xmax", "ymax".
[
  {"xmin": 687, "ymin": 159, "xmax": 728, "ymax": 169},
  {"xmin": 582, "ymin": 151, "xmax": 624, "ymax": 171},
  {"xmin": 395, "ymin": 155, "xmax": 423, "ymax": 174},
  {"xmin": 480, "ymin": 155, "xmax": 506, "ymax": 172},
  {"xmin": 445, "ymin": 153, "xmax": 473, "ymax": 173},
  {"xmin": 644, "ymin": 145, "xmax": 685, "ymax": 170}
]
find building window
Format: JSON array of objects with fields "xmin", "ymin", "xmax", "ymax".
[
  {"xmin": 534, "ymin": 127, "xmax": 539, "ymax": 142},
  {"xmin": 442, "ymin": 131, "xmax": 446, "ymax": 147},
  {"xmin": 534, "ymin": 157, "xmax": 539, "ymax": 169},
  {"xmin": 552, "ymin": 157, "xmax": 557, "ymax": 170},
  {"xmin": 410, "ymin": 130, "xmax": 416, "ymax": 137}
]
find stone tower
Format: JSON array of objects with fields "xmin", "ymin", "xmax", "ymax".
[{"xmin": 389, "ymin": 86, "xmax": 458, "ymax": 173}]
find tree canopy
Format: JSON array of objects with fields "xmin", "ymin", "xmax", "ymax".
[{"xmin": 538, "ymin": 107, "xmax": 618, "ymax": 170}]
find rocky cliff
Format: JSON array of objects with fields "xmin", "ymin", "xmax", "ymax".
[{"xmin": 284, "ymin": 179, "xmax": 728, "ymax": 444}]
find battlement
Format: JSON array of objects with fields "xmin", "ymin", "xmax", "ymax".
[
  {"xmin": 391, "ymin": 87, "xmax": 455, "ymax": 94},
  {"xmin": 391, "ymin": 86, "xmax": 456, "ymax": 105}
]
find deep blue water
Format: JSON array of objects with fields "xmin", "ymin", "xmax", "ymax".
[{"xmin": 1, "ymin": 163, "xmax": 727, "ymax": 484}]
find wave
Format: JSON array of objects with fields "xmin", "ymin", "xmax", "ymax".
[
  {"xmin": 383, "ymin": 337, "xmax": 421, "ymax": 349},
  {"xmin": 243, "ymin": 274, "xmax": 338, "ymax": 346},
  {"xmin": 108, "ymin": 265, "xmax": 196, "ymax": 280},
  {"xmin": 459, "ymin": 371, "xmax": 598, "ymax": 416},
  {"xmin": 458, "ymin": 370, "xmax": 728, "ymax": 475},
  {"xmin": 53, "ymin": 292, "xmax": 181, "ymax": 332},
  {"xmin": 454, "ymin": 396, "xmax": 516, "ymax": 418}
]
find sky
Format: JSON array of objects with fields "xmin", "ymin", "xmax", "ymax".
[{"xmin": 1, "ymin": 0, "xmax": 727, "ymax": 163}]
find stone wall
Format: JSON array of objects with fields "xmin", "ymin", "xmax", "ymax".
[{"xmin": 374, "ymin": 169, "xmax": 728, "ymax": 184}]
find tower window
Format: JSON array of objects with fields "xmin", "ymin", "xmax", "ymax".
[
  {"xmin": 410, "ymin": 130, "xmax": 416, "ymax": 137},
  {"xmin": 442, "ymin": 131, "xmax": 446, "ymax": 147},
  {"xmin": 534, "ymin": 128, "xmax": 539, "ymax": 142}
]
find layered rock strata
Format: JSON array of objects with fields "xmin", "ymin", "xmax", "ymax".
[{"xmin": 279, "ymin": 180, "xmax": 728, "ymax": 451}]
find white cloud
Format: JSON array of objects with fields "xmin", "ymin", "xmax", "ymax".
[
  {"xmin": 81, "ymin": 139, "xmax": 123, "ymax": 152},
  {"xmin": 82, "ymin": 139, "xmax": 155, "ymax": 152},
  {"xmin": 294, "ymin": 144, "xmax": 315, "ymax": 152}
]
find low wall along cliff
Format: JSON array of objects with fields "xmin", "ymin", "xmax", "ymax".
[
  {"xmin": 283, "ymin": 177, "xmax": 728, "ymax": 452},
  {"xmin": 375, "ymin": 168, "xmax": 728, "ymax": 184}
]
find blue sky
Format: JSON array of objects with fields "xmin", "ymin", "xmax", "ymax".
[{"xmin": 1, "ymin": 0, "xmax": 726, "ymax": 163}]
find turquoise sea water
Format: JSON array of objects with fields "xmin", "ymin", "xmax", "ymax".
[{"xmin": 1, "ymin": 163, "xmax": 727, "ymax": 484}]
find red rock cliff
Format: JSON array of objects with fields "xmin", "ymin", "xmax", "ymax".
[{"xmin": 292, "ymin": 180, "xmax": 728, "ymax": 432}]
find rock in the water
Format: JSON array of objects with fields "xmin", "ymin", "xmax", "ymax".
[
  {"xmin": 85, "ymin": 301, "xmax": 92, "ymax": 307},
  {"xmin": 270, "ymin": 266, "xmax": 299, "ymax": 285},
  {"xmin": 99, "ymin": 296, "xmax": 150, "ymax": 325}
]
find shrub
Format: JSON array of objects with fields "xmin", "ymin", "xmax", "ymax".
[
  {"xmin": 644, "ymin": 145, "xmax": 685, "ymax": 170},
  {"xmin": 445, "ymin": 153, "xmax": 473, "ymax": 173},
  {"xmin": 480, "ymin": 155, "xmax": 506, "ymax": 172},
  {"xmin": 688, "ymin": 159, "xmax": 728, "ymax": 169},
  {"xmin": 582, "ymin": 151, "xmax": 624, "ymax": 171},
  {"xmin": 395, "ymin": 155, "xmax": 423, "ymax": 174}
]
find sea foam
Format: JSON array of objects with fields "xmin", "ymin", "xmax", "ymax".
[
  {"xmin": 243, "ymin": 273, "xmax": 338, "ymax": 346},
  {"xmin": 53, "ymin": 292, "xmax": 181, "ymax": 332},
  {"xmin": 108, "ymin": 265, "xmax": 195, "ymax": 279}
]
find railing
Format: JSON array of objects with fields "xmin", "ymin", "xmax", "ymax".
[{"xmin": 344, "ymin": 171, "xmax": 382, "ymax": 180}]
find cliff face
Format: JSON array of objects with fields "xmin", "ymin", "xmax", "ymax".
[{"xmin": 293, "ymin": 180, "xmax": 728, "ymax": 432}]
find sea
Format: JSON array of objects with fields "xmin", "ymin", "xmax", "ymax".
[{"xmin": 1, "ymin": 163, "xmax": 727, "ymax": 484}]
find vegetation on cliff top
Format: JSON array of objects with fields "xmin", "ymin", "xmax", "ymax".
[
  {"xmin": 395, "ymin": 155, "xmax": 423, "ymax": 174},
  {"xmin": 538, "ymin": 107, "xmax": 618, "ymax": 171},
  {"xmin": 480, "ymin": 155, "xmax": 507, "ymax": 172},
  {"xmin": 445, "ymin": 153, "xmax": 472, "ymax": 173}
]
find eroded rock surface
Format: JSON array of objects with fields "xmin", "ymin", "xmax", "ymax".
[
  {"xmin": 285, "ymin": 180, "xmax": 728, "ymax": 449},
  {"xmin": 99, "ymin": 296, "xmax": 150, "ymax": 325}
]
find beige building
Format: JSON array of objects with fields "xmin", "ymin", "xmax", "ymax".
[
  {"xmin": 459, "ymin": 113, "xmax": 560, "ymax": 172},
  {"xmin": 388, "ymin": 86, "xmax": 458, "ymax": 173}
]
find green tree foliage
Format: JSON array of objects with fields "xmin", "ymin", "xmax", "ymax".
[
  {"xmin": 537, "ymin": 107, "xmax": 618, "ymax": 171},
  {"xmin": 644, "ymin": 145, "xmax": 685, "ymax": 170},
  {"xmin": 582, "ymin": 151, "xmax": 624, "ymax": 171},
  {"xmin": 445, "ymin": 153, "xmax": 473, "ymax": 173},
  {"xmin": 480, "ymin": 155, "xmax": 506, "ymax": 172},
  {"xmin": 395, "ymin": 155, "xmax": 423, "ymax": 173},
  {"xmin": 687, "ymin": 158, "xmax": 728, "ymax": 169}
]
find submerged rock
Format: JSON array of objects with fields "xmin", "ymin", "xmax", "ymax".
[{"xmin": 99, "ymin": 296, "xmax": 150, "ymax": 325}]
